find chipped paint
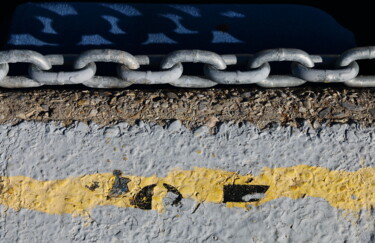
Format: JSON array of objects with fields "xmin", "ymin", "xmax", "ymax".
[{"xmin": 0, "ymin": 165, "xmax": 374, "ymax": 216}]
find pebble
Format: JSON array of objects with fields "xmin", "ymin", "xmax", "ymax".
[
  {"xmin": 341, "ymin": 102, "xmax": 364, "ymax": 111},
  {"xmin": 76, "ymin": 122, "xmax": 90, "ymax": 134},
  {"xmin": 206, "ymin": 116, "xmax": 219, "ymax": 128},
  {"xmin": 40, "ymin": 104, "xmax": 49, "ymax": 111},
  {"xmin": 198, "ymin": 102, "xmax": 207, "ymax": 111},
  {"xmin": 168, "ymin": 120, "xmax": 182, "ymax": 131},
  {"xmin": 193, "ymin": 126, "xmax": 208, "ymax": 137},
  {"xmin": 318, "ymin": 108, "xmax": 331, "ymax": 118},
  {"xmin": 89, "ymin": 109, "xmax": 98, "ymax": 117},
  {"xmin": 369, "ymin": 109, "xmax": 375, "ymax": 118},
  {"xmin": 241, "ymin": 92, "xmax": 252, "ymax": 98},
  {"xmin": 166, "ymin": 92, "xmax": 178, "ymax": 99},
  {"xmin": 104, "ymin": 127, "xmax": 121, "ymax": 137},
  {"xmin": 313, "ymin": 120, "xmax": 321, "ymax": 129}
]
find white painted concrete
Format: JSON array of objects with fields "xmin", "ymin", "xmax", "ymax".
[{"xmin": 0, "ymin": 121, "xmax": 374, "ymax": 242}]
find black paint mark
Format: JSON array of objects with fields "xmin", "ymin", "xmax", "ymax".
[
  {"xmin": 223, "ymin": 185, "xmax": 269, "ymax": 203},
  {"xmin": 163, "ymin": 183, "xmax": 183, "ymax": 206},
  {"xmin": 85, "ymin": 181, "xmax": 99, "ymax": 191},
  {"xmin": 108, "ymin": 170, "xmax": 131, "ymax": 197},
  {"xmin": 0, "ymin": 177, "xmax": 3, "ymax": 194},
  {"xmin": 113, "ymin": 170, "xmax": 122, "ymax": 176},
  {"xmin": 133, "ymin": 184, "xmax": 157, "ymax": 210}
]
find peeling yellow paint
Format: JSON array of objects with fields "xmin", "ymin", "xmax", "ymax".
[{"xmin": 0, "ymin": 165, "xmax": 374, "ymax": 216}]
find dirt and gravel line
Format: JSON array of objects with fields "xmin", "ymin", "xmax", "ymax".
[{"xmin": 1, "ymin": 86, "xmax": 375, "ymax": 129}]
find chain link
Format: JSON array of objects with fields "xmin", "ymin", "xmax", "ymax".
[
  {"xmin": 0, "ymin": 50, "xmax": 52, "ymax": 88},
  {"xmin": 160, "ymin": 50, "xmax": 229, "ymax": 88},
  {"xmin": 118, "ymin": 56, "xmax": 183, "ymax": 85},
  {"xmin": 292, "ymin": 60, "xmax": 359, "ymax": 83},
  {"xmin": 29, "ymin": 55, "xmax": 97, "ymax": 85},
  {"xmin": 0, "ymin": 47, "xmax": 375, "ymax": 88},
  {"xmin": 204, "ymin": 55, "xmax": 270, "ymax": 85},
  {"xmin": 248, "ymin": 48, "xmax": 321, "ymax": 87},
  {"xmin": 336, "ymin": 47, "xmax": 375, "ymax": 87}
]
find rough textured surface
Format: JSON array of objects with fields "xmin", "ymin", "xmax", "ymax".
[
  {"xmin": 0, "ymin": 121, "xmax": 374, "ymax": 242},
  {"xmin": 1, "ymin": 87, "xmax": 375, "ymax": 129},
  {"xmin": 1, "ymin": 198, "xmax": 374, "ymax": 243},
  {"xmin": 2, "ymin": 121, "xmax": 375, "ymax": 178}
]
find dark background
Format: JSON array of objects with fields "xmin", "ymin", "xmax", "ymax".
[{"xmin": 0, "ymin": 1, "xmax": 373, "ymax": 47}]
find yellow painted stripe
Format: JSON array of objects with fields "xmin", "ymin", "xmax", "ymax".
[{"xmin": 0, "ymin": 165, "xmax": 374, "ymax": 216}]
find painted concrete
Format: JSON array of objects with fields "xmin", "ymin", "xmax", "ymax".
[{"xmin": 0, "ymin": 121, "xmax": 374, "ymax": 242}]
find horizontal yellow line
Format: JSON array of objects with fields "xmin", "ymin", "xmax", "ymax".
[{"xmin": 0, "ymin": 165, "xmax": 374, "ymax": 216}]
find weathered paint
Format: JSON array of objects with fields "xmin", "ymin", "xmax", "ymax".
[
  {"xmin": 1, "ymin": 165, "xmax": 374, "ymax": 216},
  {"xmin": 1, "ymin": 121, "xmax": 375, "ymax": 242}
]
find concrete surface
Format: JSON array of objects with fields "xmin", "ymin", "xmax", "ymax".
[{"xmin": 0, "ymin": 121, "xmax": 374, "ymax": 242}]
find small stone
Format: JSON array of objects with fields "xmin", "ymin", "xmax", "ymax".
[
  {"xmin": 166, "ymin": 92, "xmax": 178, "ymax": 99},
  {"xmin": 217, "ymin": 123, "xmax": 228, "ymax": 133},
  {"xmin": 194, "ymin": 126, "xmax": 208, "ymax": 137},
  {"xmin": 16, "ymin": 113, "xmax": 27, "ymax": 119},
  {"xmin": 176, "ymin": 107, "xmax": 186, "ymax": 114},
  {"xmin": 313, "ymin": 120, "xmax": 321, "ymax": 129},
  {"xmin": 241, "ymin": 92, "xmax": 251, "ymax": 98},
  {"xmin": 40, "ymin": 104, "xmax": 49, "ymax": 111},
  {"xmin": 76, "ymin": 122, "xmax": 90, "ymax": 134},
  {"xmin": 340, "ymin": 102, "xmax": 364, "ymax": 111},
  {"xmin": 369, "ymin": 108, "xmax": 375, "ymax": 118},
  {"xmin": 161, "ymin": 102, "xmax": 169, "ymax": 108},
  {"xmin": 198, "ymin": 103, "xmax": 207, "ymax": 111},
  {"xmin": 168, "ymin": 120, "xmax": 182, "ymax": 131},
  {"xmin": 109, "ymin": 97, "xmax": 117, "ymax": 105},
  {"xmin": 78, "ymin": 99, "xmax": 90, "ymax": 106},
  {"xmin": 26, "ymin": 111, "xmax": 36, "ymax": 118},
  {"xmin": 104, "ymin": 127, "xmax": 121, "ymax": 137},
  {"xmin": 298, "ymin": 107, "xmax": 307, "ymax": 113},
  {"xmin": 90, "ymin": 97, "xmax": 101, "ymax": 105},
  {"xmin": 214, "ymin": 104, "xmax": 224, "ymax": 111},
  {"xmin": 318, "ymin": 108, "xmax": 331, "ymax": 118},
  {"xmin": 332, "ymin": 112, "xmax": 345, "ymax": 119},
  {"xmin": 205, "ymin": 116, "xmax": 219, "ymax": 128},
  {"xmin": 7, "ymin": 129, "xmax": 16, "ymax": 138},
  {"xmin": 89, "ymin": 109, "xmax": 98, "ymax": 117}
]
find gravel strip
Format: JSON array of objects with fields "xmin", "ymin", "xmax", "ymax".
[{"xmin": 1, "ymin": 86, "xmax": 375, "ymax": 129}]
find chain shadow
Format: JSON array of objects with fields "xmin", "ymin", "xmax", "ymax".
[{"xmin": 4, "ymin": 3, "xmax": 356, "ymax": 54}]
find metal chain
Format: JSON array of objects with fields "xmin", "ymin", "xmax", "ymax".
[{"xmin": 0, "ymin": 47, "xmax": 374, "ymax": 88}]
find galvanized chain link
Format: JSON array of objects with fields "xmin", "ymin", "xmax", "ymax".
[
  {"xmin": 0, "ymin": 50, "xmax": 52, "ymax": 88},
  {"xmin": 160, "ymin": 50, "xmax": 232, "ymax": 88},
  {"xmin": 1, "ymin": 47, "xmax": 375, "ymax": 88},
  {"xmin": 336, "ymin": 46, "xmax": 375, "ymax": 87},
  {"xmin": 29, "ymin": 55, "xmax": 97, "ymax": 85}
]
